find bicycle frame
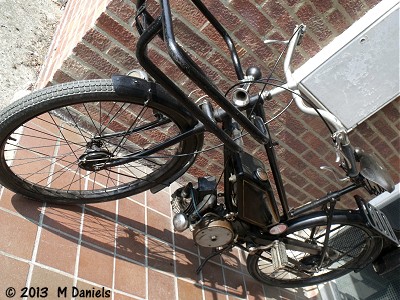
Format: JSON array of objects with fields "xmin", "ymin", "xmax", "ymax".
[
  {"xmin": 130, "ymin": 0, "xmax": 377, "ymax": 223},
  {"xmin": 133, "ymin": 0, "xmax": 291, "ymax": 217}
]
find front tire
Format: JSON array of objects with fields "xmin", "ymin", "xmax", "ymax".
[{"xmin": 0, "ymin": 79, "xmax": 202, "ymax": 204}]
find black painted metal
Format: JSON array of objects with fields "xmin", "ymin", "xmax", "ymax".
[
  {"xmin": 191, "ymin": 0, "xmax": 244, "ymax": 80},
  {"xmin": 135, "ymin": 16, "xmax": 242, "ymax": 152},
  {"xmin": 104, "ymin": 123, "xmax": 205, "ymax": 168},
  {"xmin": 159, "ymin": 0, "xmax": 269, "ymax": 145},
  {"xmin": 289, "ymin": 184, "xmax": 360, "ymax": 217},
  {"xmin": 252, "ymin": 102, "xmax": 290, "ymax": 220},
  {"xmin": 134, "ymin": 0, "xmax": 291, "ymax": 218}
]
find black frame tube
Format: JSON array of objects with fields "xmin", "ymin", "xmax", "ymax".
[
  {"xmin": 252, "ymin": 102, "xmax": 290, "ymax": 220},
  {"xmin": 289, "ymin": 184, "xmax": 360, "ymax": 217},
  {"xmin": 159, "ymin": 0, "xmax": 269, "ymax": 145},
  {"xmin": 104, "ymin": 123, "xmax": 205, "ymax": 168},
  {"xmin": 135, "ymin": 16, "xmax": 242, "ymax": 152},
  {"xmin": 191, "ymin": 0, "xmax": 244, "ymax": 80}
]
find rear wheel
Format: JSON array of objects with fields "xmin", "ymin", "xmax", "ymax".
[
  {"xmin": 247, "ymin": 212, "xmax": 382, "ymax": 287},
  {"xmin": 0, "ymin": 79, "xmax": 202, "ymax": 204}
]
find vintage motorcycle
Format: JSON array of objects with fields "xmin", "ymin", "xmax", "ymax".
[{"xmin": 0, "ymin": 0, "xmax": 398, "ymax": 288}]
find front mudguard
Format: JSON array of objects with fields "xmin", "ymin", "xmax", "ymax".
[
  {"xmin": 111, "ymin": 75, "xmax": 204, "ymax": 192},
  {"xmin": 112, "ymin": 75, "xmax": 200, "ymax": 128}
]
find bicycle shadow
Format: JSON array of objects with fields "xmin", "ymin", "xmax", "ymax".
[{"xmin": 10, "ymin": 193, "xmax": 252, "ymax": 298}]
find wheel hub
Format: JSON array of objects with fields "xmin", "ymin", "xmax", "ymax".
[
  {"xmin": 301, "ymin": 254, "xmax": 322, "ymax": 266},
  {"xmin": 78, "ymin": 141, "xmax": 112, "ymax": 171}
]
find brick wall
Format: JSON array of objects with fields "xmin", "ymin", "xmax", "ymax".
[
  {"xmin": 37, "ymin": 0, "xmax": 112, "ymax": 87},
  {"xmin": 37, "ymin": 0, "xmax": 399, "ymax": 210}
]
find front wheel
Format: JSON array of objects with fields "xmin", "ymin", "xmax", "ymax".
[
  {"xmin": 247, "ymin": 212, "xmax": 382, "ymax": 288},
  {"xmin": 0, "ymin": 79, "xmax": 202, "ymax": 204}
]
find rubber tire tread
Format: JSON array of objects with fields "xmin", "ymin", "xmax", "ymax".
[{"xmin": 0, "ymin": 79, "xmax": 202, "ymax": 204}]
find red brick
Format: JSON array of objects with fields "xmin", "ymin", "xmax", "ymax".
[
  {"xmin": 354, "ymin": 120, "xmax": 374, "ymax": 138},
  {"xmin": 302, "ymin": 131, "xmax": 330, "ymax": 154},
  {"xmin": 283, "ymin": 112, "xmax": 308, "ymax": 136},
  {"xmin": 201, "ymin": 24, "xmax": 232, "ymax": 58},
  {"xmin": 302, "ymin": 183, "xmax": 325, "ymax": 199},
  {"xmin": 83, "ymin": 28, "xmax": 112, "ymax": 51},
  {"xmin": 231, "ymin": 0, "xmax": 272, "ymax": 35},
  {"xmin": 277, "ymin": 130, "xmax": 308, "ymax": 154},
  {"xmin": 301, "ymin": 34, "xmax": 321, "ymax": 56},
  {"xmin": 281, "ymin": 166, "xmax": 308, "ymax": 188},
  {"xmin": 202, "ymin": 0, "xmax": 242, "ymax": 32},
  {"xmin": 205, "ymin": 161, "xmax": 223, "ymax": 176},
  {"xmin": 390, "ymin": 136, "xmax": 400, "ymax": 152},
  {"xmin": 207, "ymin": 149, "xmax": 224, "ymax": 162},
  {"xmin": 364, "ymin": 0, "xmax": 382, "ymax": 9},
  {"xmin": 208, "ymin": 52, "xmax": 238, "ymax": 82},
  {"xmin": 173, "ymin": 19, "xmax": 213, "ymax": 58},
  {"xmin": 141, "ymin": 0, "xmax": 161, "ymax": 16},
  {"xmin": 194, "ymin": 155, "xmax": 210, "ymax": 168},
  {"xmin": 310, "ymin": 0, "xmax": 333, "ymax": 13},
  {"xmin": 234, "ymin": 26, "xmax": 274, "ymax": 61},
  {"xmin": 243, "ymin": 137, "xmax": 261, "ymax": 154},
  {"xmin": 373, "ymin": 118, "xmax": 398, "ymax": 142},
  {"xmin": 107, "ymin": 0, "xmax": 136, "ymax": 23},
  {"xmin": 280, "ymin": 149, "xmax": 307, "ymax": 170},
  {"xmin": 52, "ymin": 70, "xmax": 75, "ymax": 83},
  {"xmin": 187, "ymin": 165, "xmax": 207, "ymax": 178},
  {"xmin": 284, "ymin": 0, "xmax": 298, "ymax": 6},
  {"xmin": 193, "ymin": 58, "xmax": 221, "ymax": 83},
  {"xmin": 338, "ymin": 0, "xmax": 368, "ymax": 20},
  {"xmin": 84, "ymin": 71, "xmax": 101, "ymax": 80},
  {"xmin": 327, "ymin": 9, "xmax": 351, "ymax": 35},
  {"xmin": 263, "ymin": 0, "xmax": 296, "ymax": 35},
  {"xmin": 380, "ymin": 97, "xmax": 400, "ymax": 123},
  {"xmin": 302, "ymin": 114, "xmax": 332, "ymax": 136},
  {"xmin": 73, "ymin": 43, "xmax": 120, "ymax": 75},
  {"xmin": 170, "ymin": 0, "xmax": 206, "ymax": 28},
  {"xmin": 107, "ymin": 45, "xmax": 140, "ymax": 70},
  {"xmin": 96, "ymin": 13, "xmax": 138, "ymax": 51},
  {"xmin": 296, "ymin": 4, "xmax": 332, "ymax": 42},
  {"xmin": 284, "ymin": 183, "xmax": 308, "ymax": 204},
  {"xmin": 387, "ymin": 155, "xmax": 400, "ymax": 182},
  {"xmin": 302, "ymin": 149, "xmax": 328, "ymax": 169},
  {"xmin": 370, "ymin": 136, "xmax": 394, "ymax": 159},
  {"xmin": 303, "ymin": 168, "xmax": 330, "ymax": 188}
]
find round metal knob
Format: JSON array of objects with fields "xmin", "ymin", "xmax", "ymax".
[{"xmin": 255, "ymin": 167, "xmax": 268, "ymax": 181}]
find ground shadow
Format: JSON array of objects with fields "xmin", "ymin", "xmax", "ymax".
[{"xmin": 10, "ymin": 193, "xmax": 252, "ymax": 298}]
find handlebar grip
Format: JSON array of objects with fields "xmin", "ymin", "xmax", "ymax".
[{"xmin": 341, "ymin": 143, "xmax": 358, "ymax": 178}]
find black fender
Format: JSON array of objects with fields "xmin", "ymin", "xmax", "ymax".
[
  {"xmin": 284, "ymin": 209, "xmax": 367, "ymax": 234},
  {"xmin": 112, "ymin": 75, "xmax": 199, "ymax": 128},
  {"xmin": 283, "ymin": 209, "xmax": 384, "ymax": 270},
  {"xmin": 112, "ymin": 75, "xmax": 204, "ymax": 192}
]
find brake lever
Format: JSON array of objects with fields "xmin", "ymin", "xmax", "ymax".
[
  {"xmin": 333, "ymin": 131, "xmax": 359, "ymax": 178},
  {"xmin": 320, "ymin": 166, "xmax": 349, "ymax": 182}
]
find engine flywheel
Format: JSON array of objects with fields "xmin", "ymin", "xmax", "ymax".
[{"xmin": 193, "ymin": 219, "xmax": 234, "ymax": 248}]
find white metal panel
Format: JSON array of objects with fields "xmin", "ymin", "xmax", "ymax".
[{"xmin": 294, "ymin": 0, "xmax": 399, "ymax": 130}]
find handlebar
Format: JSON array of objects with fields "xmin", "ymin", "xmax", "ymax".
[
  {"xmin": 260, "ymin": 25, "xmax": 360, "ymax": 178},
  {"xmin": 261, "ymin": 25, "xmax": 346, "ymax": 133}
]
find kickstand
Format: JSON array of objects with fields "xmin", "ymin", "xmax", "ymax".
[{"xmin": 196, "ymin": 245, "xmax": 233, "ymax": 274}]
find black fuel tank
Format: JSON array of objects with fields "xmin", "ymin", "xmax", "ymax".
[{"xmin": 233, "ymin": 152, "xmax": 280, "ymax": 229}]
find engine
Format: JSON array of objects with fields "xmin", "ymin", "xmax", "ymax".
[{"xmin": 171, "ymin": 176, "xmax": 234, "ymax": 248}]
